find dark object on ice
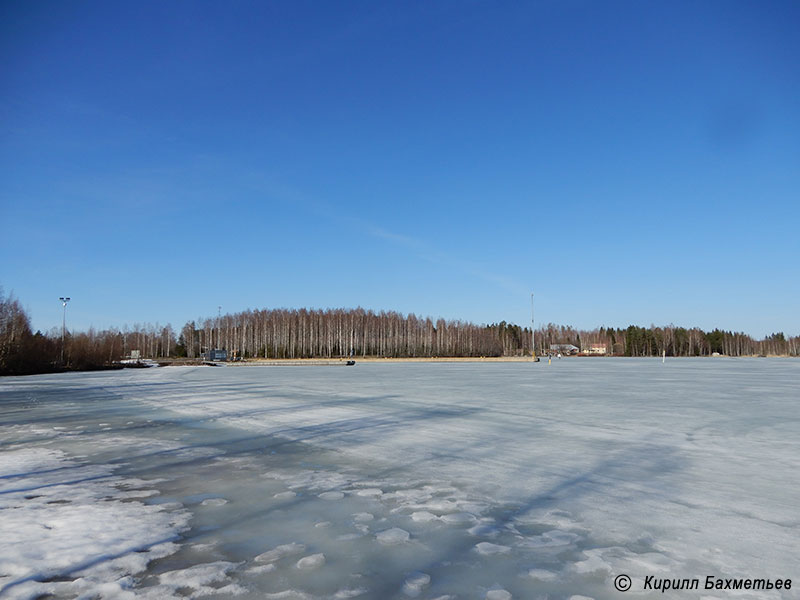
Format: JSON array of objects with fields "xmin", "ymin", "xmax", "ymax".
[
  {"xmin": 202, "ymin": 349, "xmax": 228, "ymax": 361},
  {"xmin": 123, "ymin": 360, "xmax": 152, "ymax": 369},
  {"xmin": 346, "ymin": 360, "xmax": 356, "ymax": 366},
  {"xmin": 549, "ymin": 344, "xmax": 579, "ymax": 355}
]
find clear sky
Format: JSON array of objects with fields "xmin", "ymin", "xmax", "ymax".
[{"xmin": 1, "ymin": 1, "xmax": 798, "ymax": 338}]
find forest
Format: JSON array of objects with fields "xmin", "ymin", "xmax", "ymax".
[
  {"xmin": 178, "ymin": 309, "xmax": 799, "ymax": 360},
  {"xmin": 1, "ymin": 289, "xmax": 798, "ymax": 376}
]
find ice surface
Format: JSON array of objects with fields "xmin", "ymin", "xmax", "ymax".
[
  {"xmin": 410, "ymin": 510, "xmax": 438, "ymax": 522},
  {"xmin": 295, "ymin": 553, "xmax": 326, "ymax": 569},
  {"xmin": 0, "ymin": 446, "xmax": 190, "ymax": 600},
  {"xmin": 527, "ymin": 568, "xmax": 559, "ymax": 581},
  {"xmin": 201, "ymin": 497, "xmax": 228, "ymax": 506},
  {"xmin": 255, "ymin": 543, "xmax": 306, "ymax": 563},
  {"xmin": 319, "ymin": 491, "xmax": 345, "ymax": 500},
  {"xmin": 475, "ymin": 542, "xmax": 512, "ymax": 555},
  {"xmin": 440, "ymin": 511, "xmax": 477, "ymax": 524},
  {"xmin": 157, "ymin": 561, "xmax": 246, "ymax": 596},
  {"xmin": 376, "ymin": 527, "xmax": 411, "ymax": 544},
  {"xmin": 402, "ymin": 571, "xmax": 430, "ymax": 597},
  {"xmin": 353, "ymin": 512, "xmax": 374, "ymax": 522},
  {"xmin": 1, "ymin": 359, "xmax": 799, "ymax": 598}
]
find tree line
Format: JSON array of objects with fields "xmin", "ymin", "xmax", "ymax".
[
  {"xmin": 178, "ymin": 310, "xmax": 535, "ymax": 360},
  {"xmin": 0, "ymin": 289, "xmax": 177, "ymax": 375},
  {"xmin": 169, "ymin": 309, "xmax": 800, "ymax": 360},
  {"xmin": 1, "ymin": 288, "xmax": 798, "ymax": 376},
  {"xmin": 533, "ymin": 323, "xmax": 799, "ymax": 358}
]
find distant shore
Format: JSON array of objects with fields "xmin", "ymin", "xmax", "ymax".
[
  {"xmin": 237, "ymin": 356, "xmax": 537, "ymax": 365},
  {"xmin": 3, "ymin": 355, "xmax": 794, "ymax": 376},
  {"xmin": 156, "ymin": 354, "xmax": 795, "ymax": 367},
  {"xmin": 159, "ymin": 356, "xmax": 538, "ymax": 367}
]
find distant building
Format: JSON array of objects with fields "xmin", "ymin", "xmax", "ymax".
[
  {"xmin": 549, "ymin": 344, "xmax": 579, "ymax": 355},
  {"xmin": 202, "ymin": 349, "xmax": 228, "ymax": 361},
  {"xmin": 583, "ymin": 344, "xmax": 607, "ymax": 355}
]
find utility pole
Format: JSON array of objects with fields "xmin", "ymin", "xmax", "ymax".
[
  {"xmin": 59, "ymin": 297, "xmax": 70, "ymax": 365},
  {"xmin": 217, "ymin": 306, "xmax": 221, "ymax": 350}
]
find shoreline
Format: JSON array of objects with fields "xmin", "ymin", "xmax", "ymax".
[
  {"xmin": 158, "ymin": 354, "xmax": 797, "ymax": 367},
  {"xmin": 4, "ymin": 355, "xmax": 795, "ymax": 376},
  {"xmin": 173, "ymin": 356, "xmax": 538, "ymax": 366},
  {"xmin": 235, "ymin": 356, "xmax": 536, "ymax": 365}
]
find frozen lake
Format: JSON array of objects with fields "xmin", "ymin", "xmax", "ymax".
[{"xmin": 1, "ymin": 359, "xmax": 798, "ymax": 599}]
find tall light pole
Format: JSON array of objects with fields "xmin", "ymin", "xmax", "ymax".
[
  {"xmin": 530, "ymin": 293, "xmax": 535, "ymax": 359},
  {"xmin": 59, "ymin": 297, "xmax": 70, "ymax": 364}
]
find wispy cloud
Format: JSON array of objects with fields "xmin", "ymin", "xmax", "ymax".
[
  {"xmin": 363, "ymin": 222, "xmax": 529, "ymax": 297},
  {"xmin": 365, "ymin": 226, "xmax": 427, "ymax": 252},
  {"xmin": 210, "ymin": 167, "xmax": 531, "ymax": 297}
]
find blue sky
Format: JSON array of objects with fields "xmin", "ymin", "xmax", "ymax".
[{"xmin": 1, "ymin": 1, "xmax": 798, "ymax": 338}]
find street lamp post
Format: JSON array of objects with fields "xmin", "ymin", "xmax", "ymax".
[
  {"xmin": 59, "ymin": 297, "xmax": 71, "ymax": 365},
  {"xmin": 530, "ymin": 292, "xmax": 535, "ymax": 359}
]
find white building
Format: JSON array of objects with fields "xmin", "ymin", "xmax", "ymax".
[{"xmin": 583, "ymin": 344, "xmax": 607, "ymax": 355}]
